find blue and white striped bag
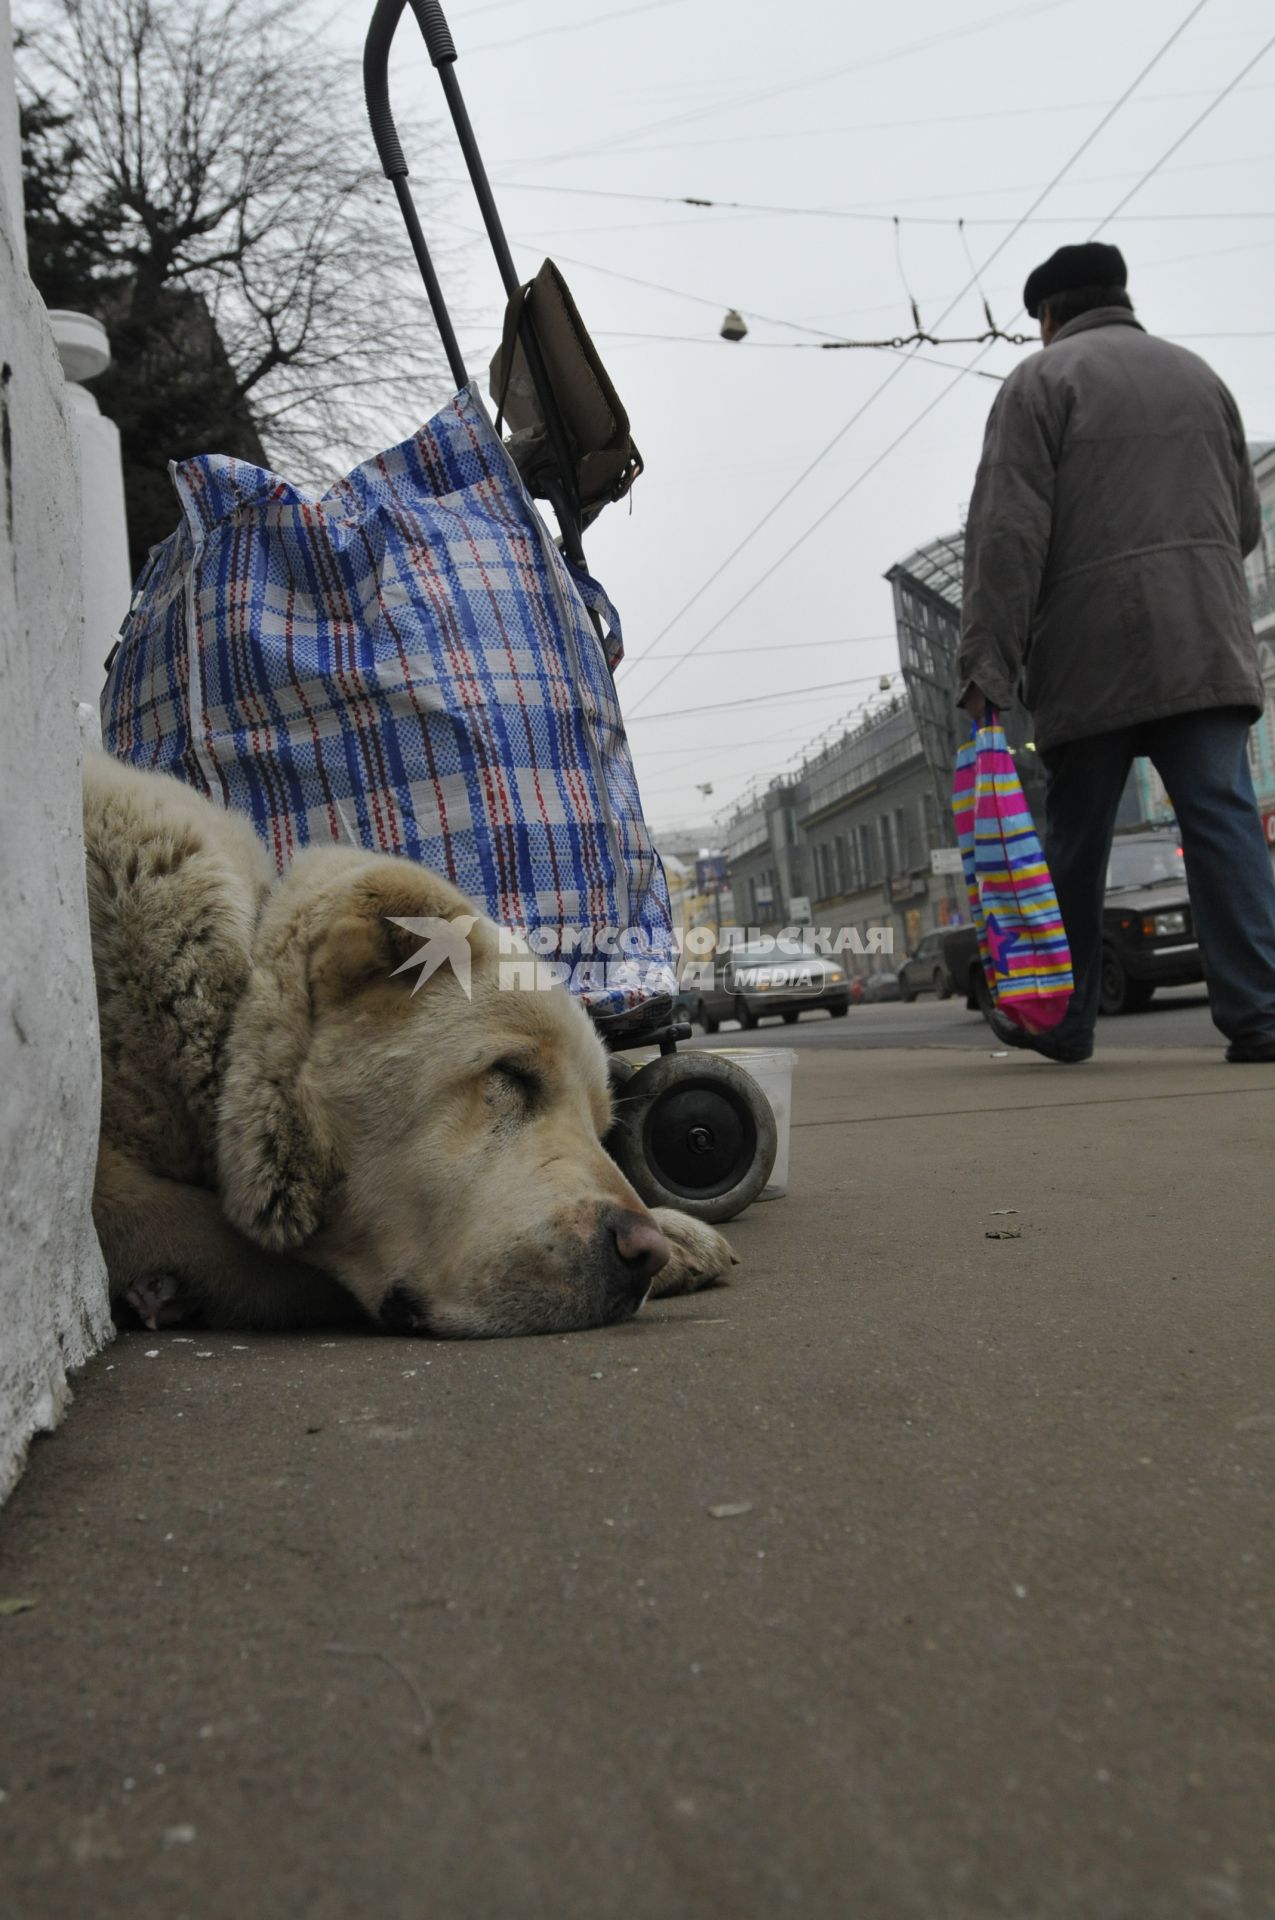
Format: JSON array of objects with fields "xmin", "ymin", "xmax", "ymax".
[{"xmin": 101, "ymin": 386, "xmax": 675, "ymax": 1020}]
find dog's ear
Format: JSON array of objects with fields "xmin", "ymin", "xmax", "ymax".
[
  {"xmin": 306, "ymin": 865, "xmax": 490, "ymax": 1011},
  {"xmin": 218, "ymin": 857, "xmax": 485, "ymax": 1250}
]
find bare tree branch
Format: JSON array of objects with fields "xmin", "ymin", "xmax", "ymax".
[{"xmin": 16, "ymin": 0, "xmax": 458, "ymax": 541}]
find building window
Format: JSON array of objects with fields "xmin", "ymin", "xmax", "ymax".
[{"xmin": 895, "ymin": 805, "xmax": 911, "ymax": 871}]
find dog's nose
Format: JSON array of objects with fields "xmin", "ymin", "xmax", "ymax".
[
  {"xmin": 613, "ymin": 1214, "xmax": 670, "ymax": 1279},
  {"xmin": 604, "ymin": 1209, "xmax": 670, "ymax": 1312}
]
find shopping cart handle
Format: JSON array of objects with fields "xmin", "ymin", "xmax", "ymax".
[
  {"xmin": 407, "ymin": 0, "xmax": 456, "ymax": 68},
  {"xmin": 365, "ymin": 0, "xmax": 456, "ymax": 181}
]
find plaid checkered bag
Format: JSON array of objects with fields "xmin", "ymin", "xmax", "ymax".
[
  {"xmin": 102, "ymin": 386, "xmax": 675, "ymax": 1020},
  {"xmin": 952, "ymin": 712, "xmax": 1074, "ymax": 1033}
]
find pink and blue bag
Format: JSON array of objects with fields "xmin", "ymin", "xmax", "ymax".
[{"xmin": 952, "ymin": 713, "xmax": 1074, "ymax": 1033}]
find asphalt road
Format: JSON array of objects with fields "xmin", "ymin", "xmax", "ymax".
[
  {"xmin": 3, "ymin": 1038, "xmax": 1272, "ymax": 1919},
  {"xmin": 693, "ymin": 985, "xmax": 1223, "ymax": 1052}
]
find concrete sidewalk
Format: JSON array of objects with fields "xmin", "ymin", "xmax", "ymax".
[{"xmin": 2, "ymin": 1045, "xmax": 1274, "ymax": 1920}]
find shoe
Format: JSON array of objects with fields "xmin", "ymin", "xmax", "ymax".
[
  {"xmin": 988, "ymin": 1014, "xmax": 1092, "ymax": 1064},
  {"xmin": 1225, "ymin": 1035, "xmax": 1275, "ymax": 1063}
]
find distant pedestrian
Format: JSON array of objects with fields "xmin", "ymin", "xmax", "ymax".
[{"xmin": 958, "ymin": 240, "xmax": 1275, "ymax": 1063}]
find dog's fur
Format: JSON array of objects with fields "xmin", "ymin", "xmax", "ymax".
[{"xmin": 86, "ymin": 755, "xmax": 735, "ymax": 1337}]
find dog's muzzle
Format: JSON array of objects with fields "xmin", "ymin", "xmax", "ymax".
[{"xmin": 597, "ymin": 1207, "xmax": 669, "ymax": 1321}]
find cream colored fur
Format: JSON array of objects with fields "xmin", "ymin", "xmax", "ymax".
[{"xmin": 85, "ymin": 755, "xmax": 735, "ymax": 1336}]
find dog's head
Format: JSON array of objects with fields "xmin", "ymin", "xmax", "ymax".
[{"xmin": 217, "ymin": 850, "xmax": 668, "ymax": 1336}]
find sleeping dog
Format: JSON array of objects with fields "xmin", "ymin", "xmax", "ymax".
[{"xmin": 86, "ymin": 755, "xmax": 735, "ymax": 1337}]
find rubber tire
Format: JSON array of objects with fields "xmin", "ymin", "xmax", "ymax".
[
  {"xmin": 973, "ymin": 964, "xmax": 998, "ymax": 1030},
  {"xmin": 782, "ymin": 1011, "xmax": 799, "ymax": 1025},
  {"xmin": 1101, "ymin": 945, "xmax": 1155, "ymax": 1015},
  {"xmin": 934, "ymin": 968, "xmax": 952, "ymax": 1001},
  {"xmin": 607, "ymin": 1052, "xmax": 778, "ymax": 1224},
  {"xmin": 696, "ymin": 1000, "xmax": 719, "ymax": 1035},
  {"xmin": 734, "ymin": 996, "xmax": 758, "ymax": 1031},
  {"xmin": 607, "ymin": 1055, "xmax": 637, "ymax": 1094},
  {"xmin": 829, "ymin": 1005, "xmax": 848, "ymax": 1018},
  {"xmin": 901, "ymin": 988, "xmax": 917, "ymax": 1003}
]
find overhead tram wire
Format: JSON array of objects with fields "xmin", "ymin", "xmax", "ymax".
[
  {"xmin": 496, "ymin": 225, "xmax": 1275, "ymax": 345},
  {"xmin": 438, "ymin": 213, "xmax": 1010, "ymax": 378},
  {"xmin": 590, "ymin": 332, "xmax": 1008, "ymax": 378},
  {"xmin": 433, "ymin": 214, "xmax": 851, "ymax": 342},
  {"xmin": 465, "ymin": 0, "xmax": 688, "ymax": 57},
  {"xmin": 625, "ymin": 671, "xmax": 906, "ymax": 726},
  {"xmin": 472, "ymin": 179, "xmax": 1275, "ymax": 228},
  {"xmin": 1089, "ymin": 30, "xmax": 1275, "ymax": 237},
  {"xmin": 636, "ymin": 632, "xmax": 896, "ymax": 663},
  {"xmin": 515, "ymin": 0, "xmax": 1075, "ymax": 171},
  {"xmin": 440, "ymin": 202, "xmax": 1265, "ymax": 375},
  {"xmin": 593, "ymin": 326, "xmax": 1275, "ymax": 351},
  {"xmin": 574, "ymin": 81, "xmax": 1275, "ymax": 161},
  {"xmin": 442, "ymin": 216, "xmax": 1275, "ymax": 379},
  {"xmin": 617, "ymin": 0, "xmax": 1213, "ymax": 714}
]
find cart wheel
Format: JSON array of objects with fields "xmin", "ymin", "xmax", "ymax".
[
  {"xmin": 607, "ymin": 1055, "xmax": 638, "ymax": 1094},
  {"xmin": 973, "ymin": 963, "xmax": 997, "ymax": 1029},
  {"xmin": 607, "ymin": 1053, "xmax": 778, "ymax": 1224}
]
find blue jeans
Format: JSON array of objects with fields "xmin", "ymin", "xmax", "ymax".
[{"xmin": 1041, "ymin": 708, "xmax": 1275, "ymax": 1049}]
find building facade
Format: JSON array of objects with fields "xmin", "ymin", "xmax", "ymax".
[
  {"xmin": 720, "ymin": 700, "xmax": 957, "ymax": 973},
  {"xmin": 798, "ymin": 699, "xmax": 951, "ymax": 962}
]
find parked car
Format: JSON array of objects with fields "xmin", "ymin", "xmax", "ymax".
[
  {"xmin": 940, "ymin": 829, "xmax": 1203, "ymax": 1023},
  {"xmin": 688, "ymin": 941, "xmax": 851, "ymax": 1031},
  {"xmin": 898, "ymin": 929, "xmax": 953, "ymax": 1002},
  {"xmin": 862, "ymin": 969, "xmax": 902, "ymax": 1003}
]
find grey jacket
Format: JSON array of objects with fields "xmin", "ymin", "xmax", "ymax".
[{"xmin": 958, "ymin": 308, "xmax": 1263, "ymax": 750}]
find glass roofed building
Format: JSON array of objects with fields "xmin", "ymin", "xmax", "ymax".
[{"xmin": 886, "ymin": 529, "xmax": 1049, "ymax": 831}]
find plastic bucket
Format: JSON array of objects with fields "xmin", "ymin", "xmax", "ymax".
[{"xmin": 704, "ymin": 1048, "xmax": 796, "ymax": 1201}]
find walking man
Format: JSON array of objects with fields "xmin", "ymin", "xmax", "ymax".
[{"xmin": 959, "ymin": 240, "xmax": 1275, "ymax": 1062}]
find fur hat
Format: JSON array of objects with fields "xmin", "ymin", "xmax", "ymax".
[{"xmin": 1023, "ymin": 243, "xmax": 1128, "ymax": 319}]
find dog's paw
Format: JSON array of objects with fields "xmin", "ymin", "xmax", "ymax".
[
  {"xmin": 119, "ymin": 1272, "xmax": 192, "ymax": 1331},
  {"xmin": 647, "ymin": 1209, "xmax": 739, "ymax": 1298}
]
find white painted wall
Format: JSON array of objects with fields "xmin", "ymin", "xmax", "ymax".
[
  {"xmin": 48, "ymin": 313, "xmax": 135, "ymax": 721},
  {"xmin": 1, "ymin": 0, "xmax": 112, "ymax": 1504}
]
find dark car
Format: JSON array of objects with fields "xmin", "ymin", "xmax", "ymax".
[
  {"xmin": 941, "ymin": 829, "xmax": 1203, "ymax": 1022},
  {"xmin": 898, "ymin": 929, "xmax": 953, "ymax": 1003},
  {"xmin": 687, "ymin": 940, "xmax": 851, "ymax": 1031},
  {"xmin": 861, "ymin": 968, "xmax": 902, "ymax": 1003}
]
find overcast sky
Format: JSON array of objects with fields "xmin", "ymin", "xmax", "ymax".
[{"xmin": 330, "ymin": 0, "xmax": 1275, "ymax": 836}]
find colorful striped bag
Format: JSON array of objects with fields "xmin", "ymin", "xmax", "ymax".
[
  {"xmin": 101, "ymin": 386, "xmax": 676, "ymax": 1023},
  {"xmin": 951, "ymin": 712, "xmax": 1073, "ymax": 1033}
]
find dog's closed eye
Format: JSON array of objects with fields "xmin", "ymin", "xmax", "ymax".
[{"xmin": 487, "ymin": 1058, "xmax": 543, "ymax": 1113}]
